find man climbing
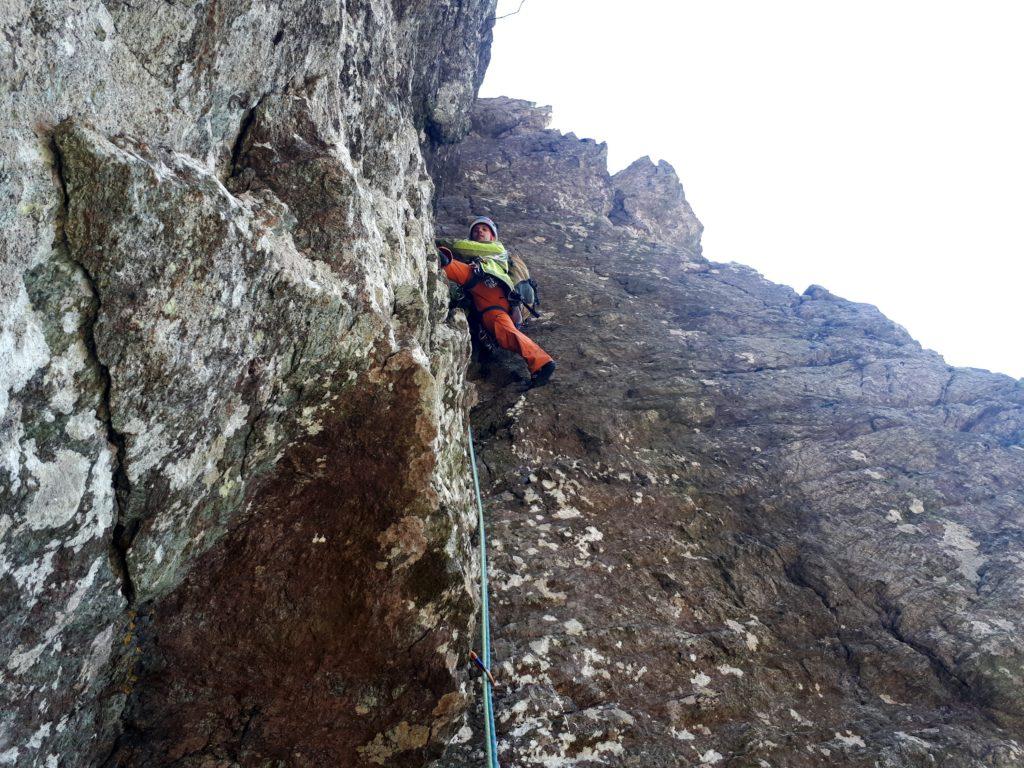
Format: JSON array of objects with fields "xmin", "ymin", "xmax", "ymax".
[{"xmin": 438, "ymin": 216, "xmax": 556, "ymax": 387}]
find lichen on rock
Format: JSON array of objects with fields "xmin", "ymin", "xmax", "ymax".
[{"xmin": 2, "ymin": 0, "xmax": 497, "ymax": 764}]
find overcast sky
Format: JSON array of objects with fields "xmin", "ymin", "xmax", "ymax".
[{"xmin": 480, "ymin": 1, "xmax": 1024, "ymax": 380}]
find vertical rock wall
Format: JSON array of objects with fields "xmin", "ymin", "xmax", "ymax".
[
  {"xmin": 6, "ymin": 6, "xmax": 1023, "ymax": 766},
  {"xmin": 431, "ymin": 97, "xmax": 1024, "ymax": 767},
  {"xmin": 1, "ymin": 2, "xmax": 496, "ymax": 765}
]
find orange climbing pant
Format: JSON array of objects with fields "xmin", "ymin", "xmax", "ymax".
[
  {"xmin": 481, "ymin": 309, "xmax": 553, "ymax": 374},
  {"xmin": 443, "ymin": 259, "xmax": 554, "ymax": 375}
]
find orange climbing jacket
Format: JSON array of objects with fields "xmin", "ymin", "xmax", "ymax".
[
  {"xmin": 436, "ymin": 238, "xmax": 541, "ymax": 328},
  {"xmin": 437, "ymin": 241, "xmax": 553, "ymax": 376}
]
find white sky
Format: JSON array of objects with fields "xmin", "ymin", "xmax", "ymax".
[{"xmin": 481, "ymin": 1, "xmax": 1024, "ymax": 380}]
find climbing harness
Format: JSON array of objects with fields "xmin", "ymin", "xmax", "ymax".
[
  {"xmin": 468, "ymin": 426, "xmax": 501, "ymax": 768},
  {"xmin": 438, "ymin": 240, "xmax": 542, "ymax": 333}
]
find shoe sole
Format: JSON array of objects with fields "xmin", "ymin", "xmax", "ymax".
[{"xmin": 531, "ymin": 363, "xmax": 556, "ymax": 388}]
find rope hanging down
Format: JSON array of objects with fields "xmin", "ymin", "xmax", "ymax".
[{"xmin": 468, "ymin": 426, "xmax": 501, "ymax": 768}]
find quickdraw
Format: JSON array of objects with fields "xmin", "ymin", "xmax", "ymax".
[{"xmin": 469, "ymin": 650, "xmax": 497, "ymax": 686}]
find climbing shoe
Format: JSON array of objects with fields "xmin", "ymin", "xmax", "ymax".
[{"xmin": 530, "ymin": 360, "xmax": 556, "ymax": 388}]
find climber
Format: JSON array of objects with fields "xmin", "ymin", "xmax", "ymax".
[{"xmin": 438, "ymin": 216, "xmax": 556, "ymax": 387}]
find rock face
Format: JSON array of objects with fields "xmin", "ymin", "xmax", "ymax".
[
  {"xmin": 430, "ymin": 98, "xmax": 1024, "ymax": 766},
  {"xmin": 2, "ymin": 2, "xmax": 496, "ymax": 765},
  {"xmin": 5, "ymin": 6, "xmax": 1024, "ymax": 766},
  {"xmin": 609, "ymin": 156, "xmax": 703, "ymax": 251}
]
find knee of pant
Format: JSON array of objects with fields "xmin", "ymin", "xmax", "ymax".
[
  {"xmin": 492, "ymin": 327, "xmax": 517, "ymax": 347},
  {"xmin": 486, "ymin": 312, "xmax": 514, "ymax": 335}
]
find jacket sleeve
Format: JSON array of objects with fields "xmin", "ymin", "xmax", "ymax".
[{"xmin": 442, "ymin": 258, "xmax": 472, "ymax": 285}]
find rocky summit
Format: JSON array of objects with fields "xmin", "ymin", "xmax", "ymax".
[{"xmin": 2, "ymin": 4, "xmax": 1023, "ymax": 768}]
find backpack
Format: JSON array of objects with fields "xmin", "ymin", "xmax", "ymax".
[{"xmin": 507, "ymin": 253, "xmax": 541, "ymax": 323}]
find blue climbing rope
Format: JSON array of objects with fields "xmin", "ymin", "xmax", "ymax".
[{"xmin": 468, "ymin": 426, "xmax": 501, "ymax": 768}]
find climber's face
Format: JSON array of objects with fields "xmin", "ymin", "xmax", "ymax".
[{"xmin": 471, "ymin": 223, "xmax": 495, "ymax": 242}]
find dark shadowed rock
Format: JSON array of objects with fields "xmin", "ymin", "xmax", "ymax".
[{"xmin": 430, "ymin": 97, "xmax": 1024, "ymax": 767}]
